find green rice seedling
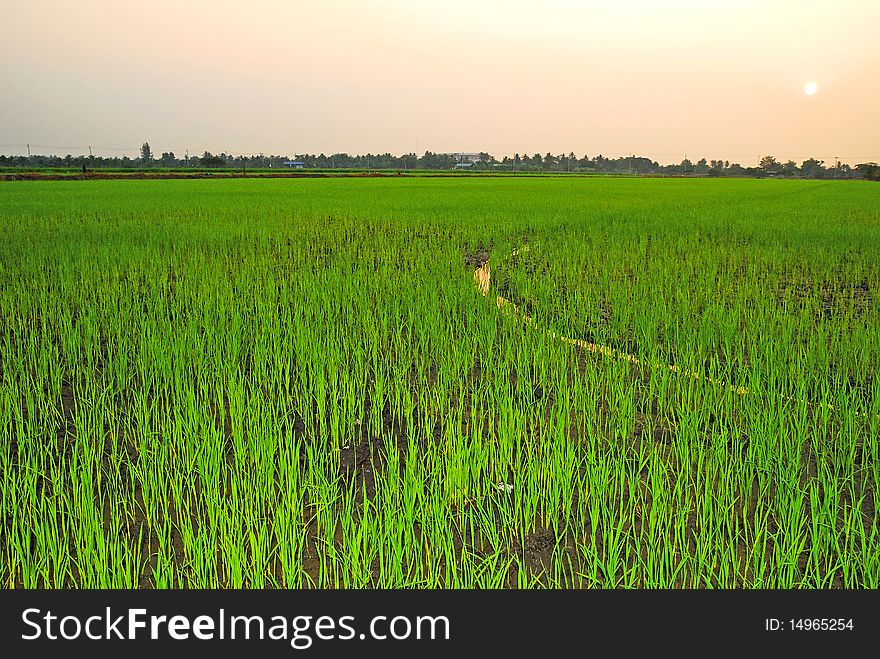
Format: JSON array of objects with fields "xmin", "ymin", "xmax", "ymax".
[{"xmin": 0, "ymin": 177, "xmax": 877, "ymax": 589}]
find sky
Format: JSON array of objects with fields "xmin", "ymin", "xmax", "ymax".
[{"xmin": 1, "ymin": 0, "xmax": 878, "ymax": 165}]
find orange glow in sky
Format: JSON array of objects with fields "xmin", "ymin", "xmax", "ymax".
[{"xmin": 1, "ymin": 0, "xmax": 878, "ymax": 164}]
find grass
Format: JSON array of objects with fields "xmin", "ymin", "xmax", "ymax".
[{"xmin": 1, "ymin": 177, "xmax": 878, "ymax": 588}]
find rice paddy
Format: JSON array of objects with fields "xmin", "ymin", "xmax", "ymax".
[{"xmin": 2, "ymin": 176, "xmax": 879, "ymax": 588}]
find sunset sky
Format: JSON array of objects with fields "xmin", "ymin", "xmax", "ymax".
[{"xmin": 1, "ymin": 0, "xmax": 878, "ymax": 165}]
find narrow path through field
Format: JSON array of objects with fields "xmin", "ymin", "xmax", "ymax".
[{"xmin": 473, "ymin": 246, "xmax": 872, "ymax": 419}]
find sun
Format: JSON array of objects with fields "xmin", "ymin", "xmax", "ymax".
[{"xmin": 804, "ymin": 81, "xmax": 819, "ymax": 96}]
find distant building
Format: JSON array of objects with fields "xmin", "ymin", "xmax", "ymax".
[
  {"xmin": 444, "ymin": 152, "xmax": 487, "ymax": 164},
  {"xmin": 454, "ymin": 162, "xmax": 474, "ymax": 169},
  {"xmin": 283, "ymin": 160, "xmax": 304, "ymax": 169}
]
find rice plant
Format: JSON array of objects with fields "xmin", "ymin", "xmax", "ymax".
[{"xmin": 1, "ymin": 176, "xmax": 878, "ymax": 588}]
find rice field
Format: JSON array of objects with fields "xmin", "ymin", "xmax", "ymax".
[{"xmin": 2, "ymin": 177, "xmax": 879, "ymax": 588}]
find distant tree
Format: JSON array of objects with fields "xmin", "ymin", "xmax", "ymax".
[
  {"xmin": 140, "ymin": 142, "xmax": 153, "ymax": 164},
  {"xmin": 199, "ymin": 151, "xmax": 226, "ymax": 168},
  {"xmin": 856, "ymin": 162, "xmax": 880, "ymax": 180},
  {"xmin": 4, "ymin": 147, "xmax": 847, "ymax": 179},
  {"xmin": 400, "ymin": 152, "xmax": 418, "ymax": 169},
  {"xmin": 759, "ymin": 155, "xmax": 779, "ymax": 171},
  {"xmin": 781, "ymin": 160, "xmax": 799, "ymax": 177},
  {"xmin": 626, "ymin": 156, "xmax": 656, "ymax": 174},
  {"xmin": 800, "ymin": 158, "xmax": 826, "ymax": 178},
  {"xmin": 332, "ymin": 152, "xmax": 353, "ymax": 168}
]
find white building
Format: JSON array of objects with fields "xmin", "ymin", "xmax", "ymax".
[{"xmin": 444, "ymin": 152, "xmax": 487, "ymax": 164}]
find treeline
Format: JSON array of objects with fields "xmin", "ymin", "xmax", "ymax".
[{"xmin": 1, "ymin": 147, "xmax": 877, "ymax": 179}]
